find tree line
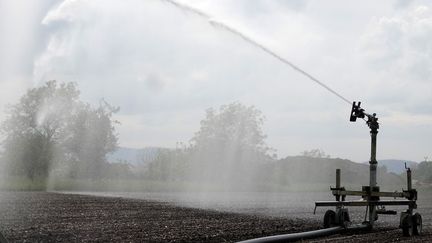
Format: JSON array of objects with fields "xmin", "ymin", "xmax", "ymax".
[{"xmin": 1, "ymin": 81, "xmax": 428, "ymax": 191}]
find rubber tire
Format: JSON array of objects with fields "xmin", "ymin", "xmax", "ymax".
[
  {"xmin": 342, "ymin": 210, "xmax": 350, "ymax": 223},
  {"xmin": 324, "ymin": 210, "xmax": 337, "ymax": 228},
  {"xmin": 337, "ymin": 210, "xmax": 350, "ymax": 227},
  {"xmin": 412, "ymin": 213, "xmax": 422, "ymax": 236},
  {"xmin": 402, "ymin": 215, "xmax": 413, "ymax": 237}
]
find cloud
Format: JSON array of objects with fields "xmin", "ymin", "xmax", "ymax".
[
  {"xmin": 394, "ymin": 0, "xmax": 415, "ymax": 9},
  {"xmin": 15, "ymin": 0, "xmax": 432, "ymax": 161},
  {"xmin": 360, "ymin": 5, "xmax": 432, "ymax": 82},
  {"xmin": 34, "ymin": 0, "xmax": 325, "ymax": 115},
  {"xmin": 357, "ymin": 4, "xmax": 432, "ymax": 122}
]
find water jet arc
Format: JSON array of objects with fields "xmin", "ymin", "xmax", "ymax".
[{"xmin": 162, "ymin": 0, "xmax": 352, "ymax": 105}]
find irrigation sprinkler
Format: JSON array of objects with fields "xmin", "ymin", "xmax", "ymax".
[
  {"xmin": 239, "ymin": 102, "xmax": 423, "ymax": 243},
  {"xmin": 238, "ymin": 101, "xmax": 421, "ymax": 242},
  {"xmin": 314, "ymin": 101, "xmax": 422, "ymax": 237},
  {"xmin": 164, "ymin": 1, "xmax": 423, "ymax": 240}
]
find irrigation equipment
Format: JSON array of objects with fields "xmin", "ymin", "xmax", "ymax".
[
  {"xmin": 238, "ymin": 102, "xmax": 422, "ymax": 242},
  {"xmin": 314, "ymin": 101, "xmax": 422, "ymax": 237},
  {"xmin": 162, "ymin": 1, "xmax": 423, "ymax": 240},
  {"xmin": 237, "ymin": 224, "xmax": 374, "ymax": 243},
  {"xmin": 238, "ymin": 226, "xmax": 345, "ymax": 243}
]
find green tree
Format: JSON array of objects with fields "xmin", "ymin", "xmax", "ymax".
[
  {"xmin": 301, "ymin": 149, "xmax": 330, "ymax": 158},
  {"xmin": 1, "ymin": 81, "xmax": 119, "ymax": 182},
  {"xmin": 1, "ymin": 81, "xmax": 80, "ymax": 180},
  {"xmin": 413, "ymin": 161, "xmax": 432, "ymax": 183},
  {"xmin": 143, "ymin": 146, "xmax": 190, "ymax": 181},
  {"xmin": 189, "ymin": 102, "xmax": 274, "ymax": 184},
  {"xmin": 192, "ymin": 102, "xmax": 272, "ymax": 157},
  {"xmin": 145, "ymin": 149, "xmax": 176, "ymax": 181},
  {"xmin": 61, "ymin": 100, "xmax": 119, "ymax": 179}
]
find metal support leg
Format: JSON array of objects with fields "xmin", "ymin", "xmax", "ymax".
[
  {"xmin": 368, "ymin": 117, "xmax": 379, "ymax": 226},
  {"xmin": 335, "ymin": 169, "xmax": 341, "ymax": 201}
]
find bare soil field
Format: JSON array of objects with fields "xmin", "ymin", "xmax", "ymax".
[{"xmin": 0, "ymin": 192, "xmax": 430, "ymax": 242}]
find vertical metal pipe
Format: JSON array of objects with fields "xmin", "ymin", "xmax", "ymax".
[
  {"xmin": 335, "ymin": 169, "xmax": 341, "ymax": 202},
  {"xmin": 369, "ymin": 128, "xmax": 378, "ymax": 225},
  {"xmin": 407, "ymin": 168, "xmax": 412, "ymax": 191},
  {"xmin": 369, "ymin": 131, "xmax": 377, "ymax": 187},
  {"xmin": 336, "ymin": 169, "xmax": 341, "ymax": 188}
]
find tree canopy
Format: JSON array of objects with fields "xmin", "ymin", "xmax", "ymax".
[
  {"xmin": 191, "ymin": 102, "xmax": 272, "ymax": 158},
  {"xmin": 0, "ymin": 81, "xmax": 119, "ymax": 182},
  {"xmin": 187, "ymin": 102, "xmax": 274, "ymax": 186},
  {"xmin": 301, "ymin": 149, "xmax": 330, "ymax": 158},
  {"xmin": 414, "ymin": 161, "xmax": 432, "ymax": 183}
]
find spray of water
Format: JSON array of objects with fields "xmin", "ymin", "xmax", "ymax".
[{"xmin": 161, "ymin": 0, "xmax": 352, "ymax": 105}]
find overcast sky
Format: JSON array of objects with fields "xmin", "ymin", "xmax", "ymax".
[{"xmin": 1, "ymin": 0, "xmax": 431, "ymax": 162}]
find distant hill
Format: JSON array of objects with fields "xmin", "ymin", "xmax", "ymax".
[
  {"xmin": 107, "ymin": 149, "xmax": 410, "ymax": 189},
  {"xmin": 267, "ymin": 156, "xmax": 406, "ymax": 188},
  {"xmin": 107, "ymin": 147, "xmax": 163, "ymax": 165},
  {"xmin": 363, "ymin": 160, "xmax": 418, "ymax": 174}
]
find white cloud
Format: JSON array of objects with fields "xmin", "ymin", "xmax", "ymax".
[
  {"xmin": 357, "ymin": 4, "xmax": 432, "ymax": 131},
  {"xmin": 360, "ymin": 5, "xmax": 432, "ymax": 82}
]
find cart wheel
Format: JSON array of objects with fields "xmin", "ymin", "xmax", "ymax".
[
  {"xmin": 324, "ymin": 210, "xmax": 336, "ymax": 228},
  {"xmin": 337, "ymin": 208, "xmax": 350, "ymax": 227},
  {"xmin": 342, "ymin": 210, "xmax": 350, "ymax": 223},
  {"xmin": 412, "ymin": 213, "xmax": 422, "ymax": 235},
  {"xmin": 402, "ymin": 214, "xmax": 413, "ymax": 237}
]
